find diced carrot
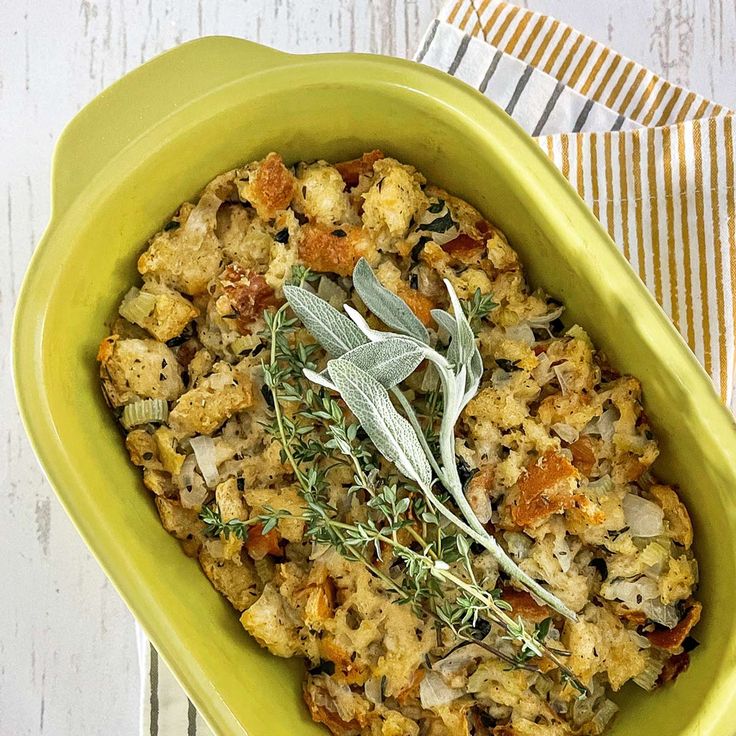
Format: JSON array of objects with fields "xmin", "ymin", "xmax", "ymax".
[
  {"xmin": 397, "ymin": 284, "xmax": 435, "ymax": 327},
  {"xmin": 500, "ymin": 587, "xmax": 551, "ymax": 623},
  {"xmin": 334, "ymin": 149, "xmax": 384, "ymax": 188},
  {"xmin": 511, "ymin": 451, "xmax": 579, "ymax": 527},
  {"xmin": 245, "ymin": 523, "xmax": 283, "ymax": 560}
]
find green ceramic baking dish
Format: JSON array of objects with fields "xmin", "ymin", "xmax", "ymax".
[{"xmin": 12, "ymin": 37, "xmax": 736, "ymax": 735}]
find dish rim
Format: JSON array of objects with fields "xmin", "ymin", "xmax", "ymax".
[{"xmin": 12, "ymin": 36, "xmax": 736, "ymax": 736}]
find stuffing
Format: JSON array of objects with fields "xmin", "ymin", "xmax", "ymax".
[
  {"xmin": 562, "ymin": 604, "xmax": 647, "ymax": 690},
  {"xmin": 199, "ymin": 548, "xmax": 261, "ymax": 611},
  {"xmin": 138, "ymin": 178, "xmax": 228, "ymax": 295},
  {"xmin": 335, "ymin": 149, "xmax": 385, "ymax": 188},
  {"xmin": 153, "ymin": 425, "xmax": 186, "ymax": 475},
  {"xmin": 155, "ymin": 497, "xmax": 205, "ymax": 550},
  {"xmin": 120, "ymin": 281, "xmax": 198, "ymax": 342},
  {"xmin": 237, "ymin": 152, "xmax": 296, "ymax": 220},
  {"xmin": 143, "ymin": 468, "xmax": 176, "ymax": 498},
  {"xmin": 216, "ymin": 263, "xmax": 278, "ymax": 334},
  {"xmin": 243, "ymin": 486, "xmax": 305, "ymax": 543},
  {"xmin": 649, "ymin": 484, "xmax": 693, "ymax": 548},
  {"xmin": 362, "ymin": 158, "xmax": 427, "ymax": 240},
  {"xmin": 98, "ymin": 336, "xmax": 183, "ymax": 407},
  {"xmin": 125, "ymin": 429, "xmax": 161, "ymax": 469},
  {"xmin": 240, "ymin": 583, "xmax": 302, "ymax": 658},
  {"xmin": 509, "ymin": 451, "xmax": 580, "ymax": 528},
  {"xmin": 103, "ymin": 152, "xmax": 700, "ymax": 736},
  {"xmin": 168, "ymin": 361, "xmax": 253, "ymax": 436},
  {"xmin": 464, "ymin": 372, "xmax": 541, "ymax": 432},
  {"xmin": 294, "ymin": 161, "xmax": 359, "ymax": 226},
  {"xmin": 658, "ymin": 555, "xmax": 697, "ymax": 605},
  {"xmin": 215, "ymin": 203, "xmax": 272, "ymax": 269},
  {"xmin": 375, "ymin": 260, "xmax": 435, "ymax": 326}
]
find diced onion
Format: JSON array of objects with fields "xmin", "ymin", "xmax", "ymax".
[
  {"xmin": 364, "ymin": 677, "xmax": 384, "ymax": 705},
  {"xmin": 553, "ymin": 362, "xmax": 575, "ymax": 395},
  {"xmin": 208, "ymin": 372, "xmax": 234, "ymax": 391},
  {"xmin": 623, "ymin": 494, "xmax": 665, "ymax": 537},
  {"xmin": 432, "ymin": 644, "xmax": 487, "ymax": 676},
  {"xmin": 532, "ymin": 352, "xmax": 554, "ymax": 385},
  {"xmin": 189, "ymin": 435, "xmax": 220, "ymax": 487},
  {"xmin": 178, "ymin": 454, "xmax": 197, "ymax": 489},
  {"xmin": 119, "ymin": 286, "xmax": 157, "ymax": 325},
  {"xmin": 587, "ymin": 475, "xmax": 613, "ymax": 495},
  {"xmin": 317, "ymin": 276, "xmax": 348, "ymax": 309},
  {"xmin": 642, "ymin": 598, "xmax": 680, "ymax": 628},
  {"xmin": 419, "ymin": 671, "xmax": 464, "ymax": 709},
  {"xmin": 582, "ymin": 408, "xmax": 619, "ymax": 442},
  {"xmin": 180, "ymin": 471, "xmax": 208, "ymax": 509},
  {"xmin": 121, "ymin": 398, "xmax": 168, "ymax": 430},
  {"xmin": 590, "ymin": 700, "xmax": 619, "ymax": 734},
  {"xmin": 527, "ymin": 305, "xmax": 564, "ymax": 326},
  {"xmin": 504, "ymin": 323, "xmax": 535, "ymax": 346},
  {"xmin": 503, "ymin": 531, "xmax": 533, "ymax": 560},
  {"xmin": 633, "ymin": 650, "xmax": 667, "ymax": 691},
  {"xmin": 600, "ymin": 577, "xmax": 659, "ymax": 608},
  {"xmin": 552, "ymin": 422, "xmax": 579, "ymax": 444}
]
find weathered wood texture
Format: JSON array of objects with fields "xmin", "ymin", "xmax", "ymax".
[{"xmin": 0, "ymin": 1, "xmax": 733, "ymax": 734}]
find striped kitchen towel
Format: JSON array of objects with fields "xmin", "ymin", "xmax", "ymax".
[
  {"xmin": 141, "ymin": 3, "xmax": 735, "ymax": 734},
  {"xmin": 417, "ymin": 0, "xmax": 735, "ymax": 405}
]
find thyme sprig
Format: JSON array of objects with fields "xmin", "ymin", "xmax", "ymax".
[
  {"xmin": 283, "ymin": 258, "xmax": 577, "ymax": 623},
  {"xmin": 238, "ymin": 282, "xmax": 587, "ymax": 695}
]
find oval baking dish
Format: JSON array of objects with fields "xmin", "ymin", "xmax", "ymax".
[{"xmin": 12, "ymin": 38, "xmax": 736, "ymax": 736}]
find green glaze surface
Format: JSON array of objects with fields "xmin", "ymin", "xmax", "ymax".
[{"xmin": 12, "ymin": 37, "xmax": 736, "ymax": 736}]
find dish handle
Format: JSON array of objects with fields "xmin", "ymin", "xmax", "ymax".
[{"xmin": 50, "ymin": 37, "xmax": 289, "ymax": 216}]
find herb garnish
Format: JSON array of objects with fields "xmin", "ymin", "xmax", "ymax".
[{"xmin": 200, "ymin": 261, "xmax": 588, "ymax": 695}]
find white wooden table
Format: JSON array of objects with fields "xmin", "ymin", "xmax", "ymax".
[{"xmin": 1, "ymin": 1, "xmax": 734, "ymax": 733}]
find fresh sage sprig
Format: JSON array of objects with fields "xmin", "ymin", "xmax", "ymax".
[{"xmin": 284, "ymin": 258, "xmax": 577, "ymax": 622}]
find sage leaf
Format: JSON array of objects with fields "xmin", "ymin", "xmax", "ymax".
[
  {"xmin": 430, "ymin": 308, "xmax": 457, "ymax": 339},
  {"xmin": 352, "ymin": 258, "xmax": 429, "ymax": 344},
  {"xmin": 327, "ymin": 358, "xmax": 432, "ymax": 488},
  {"xmin": 284, "ymin": 285, "xmax": 367, "ymax": 356},
  {"xmin": 445, "ymin": 279, "xmax": 476, "ymax": 367},
  {"xmin": 338, "ymin": 338, "xmax": 425, "ymax": 388},
  {"xmin": 303, "ymin": 368, "xmax": 337, "ymax": 391}
]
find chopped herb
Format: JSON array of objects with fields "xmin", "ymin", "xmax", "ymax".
[
  {"xmin": 682, "ymin": 636, "xmax": 700, "ymax": 652},
  {"xmin": 456, "ymin": 457, "xmax": 476, "ymax": 488},
  {"xmin": 410, "ymin": 236, "xmax": 430, "ymax": 261},
  {"xmin": 308, "ymin": 660, "xmax": 336, "ymax": 676},
  {"xmin": 421, "ymin": 210, "xmax": 456, "ymax": 234},
  {"xmin": 496, "ymin": 358, "xmax": 521, "ymax": 372},
  {"xmin": 260, "ymin": 383, "xmax": 275, "ymax": 409}
]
